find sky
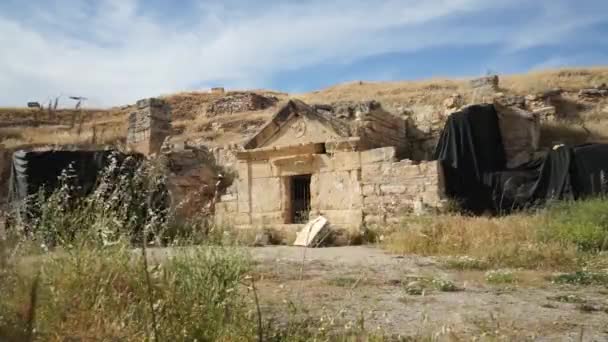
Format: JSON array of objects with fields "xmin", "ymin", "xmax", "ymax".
[{"xmin": 1, "ymin": 0, "xmax": 607, "ymax": 108}]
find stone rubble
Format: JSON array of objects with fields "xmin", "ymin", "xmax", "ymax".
[
  {"xmin": 579, "ymin": 88, "xmax": 608, "ymax": 99},
  {"xmin": 207, "ymin": 92, "xmax": 278, "ymax": 115}
]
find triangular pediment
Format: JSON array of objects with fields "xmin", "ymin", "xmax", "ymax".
[
  {"xmin": 244, "ymin": 100, "xmax": 351, "ymax": 149},
  {"xmin": 261, "ymin": 115, "xmax": 342, "ymax": 148}
]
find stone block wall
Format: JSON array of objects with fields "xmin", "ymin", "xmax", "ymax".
[
  {"xmin": 127, "ymin": 98, "xmax": 171, "ymax": 155},
  {"xmin": 360, "ymin": 148, "xmax": 444, "ymax": 226},
  {"xmin": 215, "ymin": 145, "xmax": 445, "ymax": 234}
]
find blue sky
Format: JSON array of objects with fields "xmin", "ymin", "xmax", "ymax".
[{"xmin": 1, "ymin": 0, "xmax": 607, "ymax": 107}]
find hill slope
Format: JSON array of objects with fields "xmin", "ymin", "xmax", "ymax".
[{"xmin": 1, "ymin": 67, "xmax": 607, "ymax": 151}]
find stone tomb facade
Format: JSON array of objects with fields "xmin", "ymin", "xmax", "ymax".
[{"xmin": 215, "ymin": 100, "xmax": 445, "ymax": 235}]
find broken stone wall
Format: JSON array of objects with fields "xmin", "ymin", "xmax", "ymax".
[
  {"xmin": 360, "ymin": 147, "xmax": 444, "ymax": 226},
  {"xmin": 127, "ymin": 98, "xmax": 171, "ymax": 155},
  {"xmin": 314, "ymin": 101, "xmax": 409, "ymax": 158},
  {"xmin": 354, "ymin": 109, "xmax": 409, "ymax": 158}
]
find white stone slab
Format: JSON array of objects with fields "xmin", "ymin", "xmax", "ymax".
[{"xmin": 293, "ymin": 216, "xmax": 329, "ymax": 247}]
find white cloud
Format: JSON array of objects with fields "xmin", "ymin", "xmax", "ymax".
[{"xmin": 0, "ymin": 0, "xmax": 604, "ymax": 107}]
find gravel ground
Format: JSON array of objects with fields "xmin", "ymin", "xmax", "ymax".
[{"xmin": 243, "ymin": 245, "xmax": 608, "ymax": 341}]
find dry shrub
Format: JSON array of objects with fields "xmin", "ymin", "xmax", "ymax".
[{"xmin": 384, "ymin": 214, "xmax": 579, "ymax": 270}]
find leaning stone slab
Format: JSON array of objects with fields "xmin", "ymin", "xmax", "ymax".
[{"xmin": 293, "ymin": 216, "xmax": 329, "ymax": 247}]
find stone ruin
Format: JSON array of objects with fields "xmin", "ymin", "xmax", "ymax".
[
  {"xmin": 214, "ymin": 100, "xmax": 445, "ymax": 243},
  {"xmin": 207, "ymin": 92, "xmax": 278, "ymax": 115},
  {"xmin": 1, "ymin": 70, "xmax": 605, "ymax": 245},
  {"xmin": 126, "ymin": 73, "xmax": 607, "ymax": 239},
  {"xmin": 127, "ymin": 98, "xmax": 172, "ymax": 155}
]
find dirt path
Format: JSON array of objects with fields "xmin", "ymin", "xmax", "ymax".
[{"xmin": 246, "ymin": 246, "xmax": 608, "ymax": 341}]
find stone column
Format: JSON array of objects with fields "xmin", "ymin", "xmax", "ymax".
[{"xmin": 127, "ymin": 98, "xmax": 172, "ymax": 155}]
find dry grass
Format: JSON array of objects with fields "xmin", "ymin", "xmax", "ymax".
[
  {"xmin": 501, "ymin": 67, "xmax": 608, "ymax": 93},
  {"xmin": 0, "ymin": 123, "xmax": 126, "ymax": 149},
  {"xmin": 296, "ymin": 78, "xmax": 472, "ymax": 110},
  {"xmin": 298, "ymin": 67, "xmax": 608, "ymax": 106},
  {"xmin": 384, "ymin": 214, "xmax": 580, "ymax": 270},
  {"xmin": 385, "ymin": 198, "xmax": 608, "ymax": 271}
]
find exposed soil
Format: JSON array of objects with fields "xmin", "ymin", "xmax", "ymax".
[{"xmin": 245, "ymin": 246, "xmax": 608, "ymax": 340}]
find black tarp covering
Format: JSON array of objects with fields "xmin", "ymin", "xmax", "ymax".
[
  {"xmin": 434, "ymin": 105, "xmax": 608, "ymax": 213},
  {"xmin": 8, "ymin": 150, "xmax": 137, "ymax": 202},
  {"xmin": 488, "ymin": 147, "xmax": 574, "ymax": 212},
  {"xmin": 433, "ymin": 104, "xmax": 506, "ymax": 213},
  {"xmin": 570, "ymin": 144, "xmax": 608, "ymax": 198}
]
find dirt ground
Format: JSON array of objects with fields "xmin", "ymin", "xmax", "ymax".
[{"xmin": 243, "ymin": 246, "xmax": 608, "ymax": 341}]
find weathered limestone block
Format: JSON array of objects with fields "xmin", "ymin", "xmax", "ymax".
[
  {"xmin": 363, "ymin": 161, "xmax": 434, "ymax": 184},
  {"xmin": 315, "ymin": 209, "xmax": 362, "ymax": 226},
  {"xmin": 250, "ymin": 177, "xmax": 282, "ymax": 212},
  {"xmin": 379, "ymin": 184, "xmax": 407, "ymax": 195},
  {"xmin": 250, "ymin": 161, "xmax": 273, "ymax": 178},
  {"xmin": 361, "ymin": 184, "xmax": 377, "ymax": 196},
  {"xmin": 360, "ymin": 147, "xmax": 396, "ymax": 164},
  {"xmin": 331, "ymin": 151, "xmax": 361, "ymax": 171},
  {"xmin": 495, "ymin": 105, "xmax": 540, "ymax": 167},
  {"xmin": 237, "ymin": 201, "xmax": 251, "ymax": 213},
  {"xmin": 311, "ymin": 171, "xmax": 362, "ymax": 211},
  {"xmin": 251, "ymin": 211, "xmax": 285, "ymax": 225}
]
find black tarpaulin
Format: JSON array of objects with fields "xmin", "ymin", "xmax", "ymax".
[
  {"xmin": 433, "ymin": 104, "xmax": 506, "ymax": 213},
  {"xmin": 490, "ymin": 144, "xmax": 608, "ymax": 211},
  {"xmin": 8, "ymin": 150, "xmax": 135, "ymax": 203},
  {"xmin": 434, "ymin": 104, "xmax": 608, "ymax": 214},
  {"xmin": 571, "ymin": 144, "xmax": 608, "ymax": 198},
  {"xmin": 489, "ymin": 147, "xmax": 574, "ymax": 211}
]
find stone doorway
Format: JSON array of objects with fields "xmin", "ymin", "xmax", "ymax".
[{"xmin": 290, "ymin": 174, "xmax": 311, "ymax": 224}]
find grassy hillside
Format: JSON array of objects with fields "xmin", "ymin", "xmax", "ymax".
[{"xmin": 1, "ymin": 67, "xmax": 607, "ymax": 150}]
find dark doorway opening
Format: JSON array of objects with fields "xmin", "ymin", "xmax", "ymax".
[{"xmin": 291, "ymin": 175, "xmax": 311, "ymax": 224}]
